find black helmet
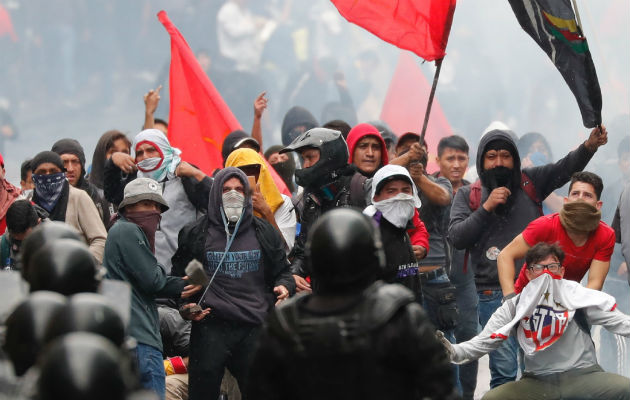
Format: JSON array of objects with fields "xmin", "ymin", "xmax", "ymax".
[
  {"xmin": 280, "ymin": 128, "xmax": 349, "ymax": 188},
  {"xmin": 37, "ymin": 332, "xmax": 128, "ymax": 400},
  {"xmin": 306, "ymin": 208, "xmax": 385, "ymax": 294},
  {"xmin": 28, "ymin": 238, "xmax": 101, "ymax": 295},
  {"xmin": 4, "ymin": 291, "xmax": 67, "ymax": 376},
  {"xmin": 44, "ymin": 293, "xmax": 126, "ymax": 347},
  {"xmin": 20, "ymin": 221, "xmax": 82, "ymax": 281}
]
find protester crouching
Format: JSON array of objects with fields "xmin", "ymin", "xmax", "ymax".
[{"xmin": 449, "ymin": 126, "xmax": 608, "ymax": 388}]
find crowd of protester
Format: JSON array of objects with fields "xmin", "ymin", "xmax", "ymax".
[{"xmin": 1, "ymin": 1, "xmax": 630, "ymax": 400}]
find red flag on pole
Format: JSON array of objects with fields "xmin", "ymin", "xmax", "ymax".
[
  {"xmin": 330, "ymin": 0, "xmax": 456, "ymax": 61},
  {"xmin": 158, "ymin": 10, "xmax": 241, "ymax": 174},
  {"xmin": 380, "ymin": 52, "xmax": 452, "ymax": 174}
]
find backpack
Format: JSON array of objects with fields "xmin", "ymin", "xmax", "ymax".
[{"xmin": 462, "ymin": 171, "xmax": 542, "ymax": 273}]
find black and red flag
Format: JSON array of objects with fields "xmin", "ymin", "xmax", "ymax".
[{"xmin": 508, "ymin": 0, "xmax": 602, "ymax": 128}]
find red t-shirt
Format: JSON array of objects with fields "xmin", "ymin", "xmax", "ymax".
[{"xmin": 513, "ymin": 213, "xmax": 615, "ymax": 293}]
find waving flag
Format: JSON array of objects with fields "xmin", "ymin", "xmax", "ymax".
[
  {"xmin": 380, "ymin": 52, "xmax": 452, "ymax": 173},
  {"xmin": 330, "ymin": 0, "xmax": 456, "ymax": 61},
  {"xmin": 158, "ymin": 11, "xmax": 241, "ymax": 174},
  {"xmin": 508, "ymin": 0, "xmax": 602, "ymax": 128}
]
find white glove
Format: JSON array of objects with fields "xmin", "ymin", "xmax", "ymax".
[{"xmin": 436, "ymin": 330, "xmax": 455, "ymax": 361}]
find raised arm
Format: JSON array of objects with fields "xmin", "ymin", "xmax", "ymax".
[
  {"xmin": 251, "ymin": 91, "xmax": 267, "ymax": 149},
  {"xmin": 143, "ymin": 85, "xmax": 162, "ymax": 130}
]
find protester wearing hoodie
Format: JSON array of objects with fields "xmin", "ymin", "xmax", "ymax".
[
  {"xmin": 280, "ymin": 106, "xmax": 318, "ymax": 146},
  {"xmin": 104, "ymin": 129, "xmax": 212, "ymax": 274},
  {"xmin": 52, "ymin": 138, "xmax": 111, "ymax": 227},
  {"xmin": 449, "ymin": 126, "xmax": 607, "ymax": 388},
  {"xmin": 31, "ymin": 151, "xmax": 107, "ymax": 263},
  {"xmin": 177, "ymin": 167, "xmax": 294, "ymax": 400},
  {"xmin": 346, "ymin": 123, "xmax": 389, "ymax": 178},
  {"xmin": 264, "ymin": 144, "xmax": 295, "ymax": 194},
  {"xmin": 225, "ymin": 148, "xmax": 296, "ymax": 252},
  {"xmin": 221, "ymin": 130, "xmax": 260, "ymax": 167}
]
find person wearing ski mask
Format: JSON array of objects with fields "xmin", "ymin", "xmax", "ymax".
[
  {"xmin": 498, "ymin": 171, "xmax": 615, "ymax": 296},
  {"xmin": 104, "ymin": 128, "xmax": 212, "ymax": 273},
  {"xmin": 103, "ymin": 177, "xmax": 202, "ymax": 399},
  {"xmin": 30, "ymin": 151, "xmax": 107, "ymax": 263},
  {"xmin": 449, "ymin": 126, "xmax": 608, "ymax": 389},
  {"xmin": 264, "ymin": 144, "xmax": 296, "ymax": 194},
  {"xmin": 176, "ymin": 167, "xmax": 294, "ymax": 400}
]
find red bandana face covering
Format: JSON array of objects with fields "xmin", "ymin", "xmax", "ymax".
[{"xmin": 124, "ymin": 210, "xmax": 162, "ymax": 253}]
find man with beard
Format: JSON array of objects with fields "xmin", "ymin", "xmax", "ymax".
[
  {"xmin": 52, "ymin": 138, "xmax": 111, "ymax": 227},
  {"xmin": 104, "ymin": 177, "xmax": 201, "ymax": 399},
  {"xmin": 449, "ymin": 126, "xmax": 607, "ymax": 388},
  {"xmin": 498, "ymin": 172, "xmax": 614, "ymax": 296},
  {"xmin": 30, "ymin": 151, "xmax": 107, "ymax": 263}
]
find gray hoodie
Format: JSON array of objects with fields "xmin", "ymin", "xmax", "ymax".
[{"xmin": 449, "ymin": 130, "xmax": 595, "ymax": 291}]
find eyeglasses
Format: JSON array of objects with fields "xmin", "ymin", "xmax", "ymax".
[{"xmin": 528, "ymin": 262, "xmax": 562, "ymax": 273}]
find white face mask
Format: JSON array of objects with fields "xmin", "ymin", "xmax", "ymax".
[
  {"xmin": 222, "ymin": 190, "xmax": 245, "ymax": 223},
  {"xmin": 373, "ymin": 193, "xmax": 416, "ymax": 228}
]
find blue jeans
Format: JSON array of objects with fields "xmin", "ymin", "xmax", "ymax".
[
  {"xmin": 478, "ymin": 290, "xmax": 518, "ymax": 388},
  {"xmin": 135, "ymin": 343, "xmax": 166, "ymax": 400},
  {"xmin": 423, "ymin": 271, "xmax": 461, "ymax": 394},
  {"xmin": 454, "ymin": 274, "xmax": 479, "ymax": 399}
]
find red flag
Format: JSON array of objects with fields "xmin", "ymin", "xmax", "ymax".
[
  {"xmin": 158, "ymin": 11, "xmax": 241, "ymax": 174},
  {"xmin": 380, "ymin": 52, "xmax": 452, "ymax": 173},
  {"xmin": 0, "ymin": 4, "xmax": 18, "ymax": 42},
  {"xmin": 330, "ymin": 0, "xmax": 456, "ymax": 61}
]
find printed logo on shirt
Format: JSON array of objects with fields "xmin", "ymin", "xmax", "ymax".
[
  {"xmin": 205, "ymin": 250, "xmax": 261, "ymax": 278},
  {"xmin": 521, "ymin": 304, "xmax": 569, "ymax": 351},
  {"xmin": 397, "ymin": 263, "xmax": 418, "ymax": 278}
]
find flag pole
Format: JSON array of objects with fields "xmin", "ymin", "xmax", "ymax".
[{"xmin": 419, "ymin": 57, "xmax": 443, "ymax": 144}]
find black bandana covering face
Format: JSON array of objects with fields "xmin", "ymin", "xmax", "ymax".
[{"xmin": 32, "ymin": 172, "xmax": 67, "ymax": 212}]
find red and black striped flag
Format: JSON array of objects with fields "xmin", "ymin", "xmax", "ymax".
[{"xmin": 508, "ymin": 0, "xmax": 602, "ymax": 128}]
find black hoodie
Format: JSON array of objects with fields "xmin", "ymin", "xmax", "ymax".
[
  {"xmin": 449, "ymin": 129, "xmax": 595, "ymax": 291},
  {"xmin": 196, "ymin": 167, "xmax": 294, "ymax": 324}
]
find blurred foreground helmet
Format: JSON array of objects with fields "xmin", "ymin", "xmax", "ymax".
[
  {"xmin": 280, "ymin": 128, "xmax": 348, "ymax": 188},
  {"xmin": 306, "ymin": 208, "xmax": 385, "ymax": 294},
  {"xmin": 4, "ymin": 291, "xmax": 67, "ymax": 376},
  {"xmin": 20, "ymin": 221, "xmax": 82, "ymax": 281},
  {"xmin": 38, "ymin": 332, "xmax": 128, "ymax": 400},
  {"xmin": 44, "ymin": 293, "xmax": 126, "ymax": 347},
  {"xmin": 28, "ymin": 239, "xmax": 101, "ymax": 295}
]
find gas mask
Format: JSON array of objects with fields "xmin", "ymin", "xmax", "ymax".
[{"xmin": 222, "ymin": 190, "xmax": 245, "ymax": 224}]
